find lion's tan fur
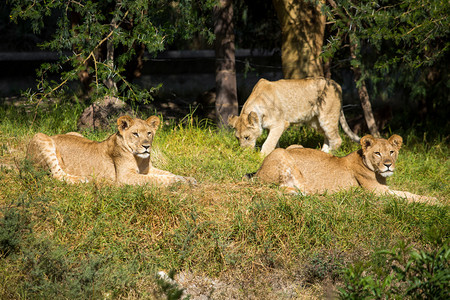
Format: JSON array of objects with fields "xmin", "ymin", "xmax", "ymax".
[
  {"xmin": 27, "ymin": 115, "xmax": 196, "ymax": 186},
  {"xmin": 252, "ymin": 134, "xmax": 436, "ymax": 203},
  {"xmin": 228, "ymin": 77, "xmax": 359, "ymax": 155}
]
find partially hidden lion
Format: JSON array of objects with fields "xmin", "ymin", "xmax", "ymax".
[
  {"xmin": 247, "ymin": 134, "xmax": 437, "ymax": 203},
  {"xmin": 228, "ymin": 77, "xmax": 360, "ymax": 155},
  {"xmin": 27, "ymin": 115, "xmax": 196, "ymax": 186}
]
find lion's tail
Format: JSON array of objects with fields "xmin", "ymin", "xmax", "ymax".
[{"xmin": 339, "ymin": 107, "xmax": 360, "ymax": 143}]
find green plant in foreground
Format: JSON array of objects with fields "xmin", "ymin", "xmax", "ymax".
[
  {"xmin": 339, "ymin": 243, "xmax": 450, "ymax": 299},
  {"xmin": 0, "ymin": 207, "xmax": 30, "ymax": 258},
  {"xmin": 156, "ymin": 270, "xmax": 189, "ymax": 300}
]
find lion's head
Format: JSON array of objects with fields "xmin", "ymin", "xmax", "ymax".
[
  {"xmin": 360, "ymin": 134, "xmax": 403, "ymax": 177},
  {"xmin": 117, "ymin": 115, "xmax": 160, "ymax": 158},
  {"xmin": 228, "ymin": 112, "xmax": 262, "ymax": 149}
]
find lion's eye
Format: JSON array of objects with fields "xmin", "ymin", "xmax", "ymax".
[
  {"xmin": 244, "ymin": 136, "xmax": 250, "ymax": 140},
  {"xmin": 374, "ymin": 151, "xmax": 381, "ymax": 157},
  {"xmin": 390, "ymin": 150, "xmax": 394, "ymax": 155},
  {"xmin": 147, "ymin": 132, "xmax": 152, "ymax": 136},
  {"xmin": 133, "ymin": 132, "xmax": 139, "ymax": 137}
]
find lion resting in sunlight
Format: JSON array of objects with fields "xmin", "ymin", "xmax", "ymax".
[
  {"xmin": 27, "ymin": 115, "xmax": 196, "ymax": 186},
  {"xmin": 248, "ymin": 134, "xmax": 436, "ymax": 203}
]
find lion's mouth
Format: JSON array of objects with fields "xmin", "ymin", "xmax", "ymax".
[
  {"xmin": 380, "ymin": 170, "xmax": 394, "ymax": 177},
  {"xmin": 136, "ymin": 151, "xmax": 150, "ymax": 158}
]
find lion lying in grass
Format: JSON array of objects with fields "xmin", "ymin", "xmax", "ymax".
[
  {"xmin": 247, "ymin": 134, "xmax": 436, "ymax": 203},
  {"xmin": 27, "ymin": 115, "xmax": 196, "ymax": 186}
]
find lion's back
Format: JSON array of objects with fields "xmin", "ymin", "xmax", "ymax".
[
  {"xmin": 253, "ymin": 77, "xmax": 328, "ymax": 104},
  {"xmin": 55, "ymin": 134, "xmax": 115, "ymax": 179},
  {"xmin": 256, "ymin": 147, "xmax": 359, "ymax": 194},
  {"xmin": 247, "ymin": 77, "xmax": 339, "ymax": 123},
  {"xmin": 290, "ymin": 148, "xmax": 357, "ymax": 193}
]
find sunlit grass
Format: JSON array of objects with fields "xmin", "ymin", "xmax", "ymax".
[{"xmin": 0, "ymin": 102, "xmax": 448, "ymax": 298}]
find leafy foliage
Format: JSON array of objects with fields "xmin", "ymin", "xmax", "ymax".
[
  {"xmin": 339, "ymin": 243, "xmax": 450, "ymax": 299},
  {"xmin": 7, "ymin": 0, "xmax": 215, "ymax": 103},
  {"xmin": 156, "ymin": 270, "xmax": 187, "ymax": 300},
  {"xmin": 0, "ymin": 207, "xmax": 29, "ymax": 258},
  {"xmin": 323, "ymin": 0, "xmax": 449, "ymax": 121},
  {"xmin": 324, "ymin": 0, "xmax": 449, "ymax": 67}
]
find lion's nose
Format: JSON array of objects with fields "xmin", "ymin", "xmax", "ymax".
[
  {"xmin": 384, "ymin": 163, "xmax": 392, "ymax": 169},
  {"xmin": 143, "ymin": 145, "xmax": 150, "ymax": 150}
]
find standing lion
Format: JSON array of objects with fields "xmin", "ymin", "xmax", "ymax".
[{"xmin": 228, "ymin": 77, "xmax": 360, "ymax": 155}]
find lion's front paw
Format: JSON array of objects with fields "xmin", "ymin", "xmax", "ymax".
[
  {"xmin": 62, "ymin": 175, "xmax": 89, "ymax": 184},
  {"xmin": 422, "ymin": 195, "xmax": 438, "ymax": 203},
  {"xmin": 175, "ymin": 175, "xmax": 197, "ymax": 185},
  {"xmin": 183, "ymin": 176, "xmax": 197, "ymax": 185}
]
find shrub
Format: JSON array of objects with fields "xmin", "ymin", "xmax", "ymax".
[{"xmin": 339, "ymin": 243, "xmax": 450, "ymax": 299}]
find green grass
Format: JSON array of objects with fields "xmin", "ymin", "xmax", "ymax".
[{"xmin": 0, "ymin": 102, "xmax": 448, "ymax": 299}]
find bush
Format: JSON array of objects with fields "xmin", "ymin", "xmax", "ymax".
[{"xmin": 339, "ymin": 243, "xmax": 450, "ymax": 299}]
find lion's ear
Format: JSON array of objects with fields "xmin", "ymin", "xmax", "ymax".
[
  {"xmin": 360, "ymin": 135, "xmax": 374, "ymax": 151},
  {"xmin": 146, "ymin": 116, "xmax": 160, "ymax": 129},
  {"xmin": 117, "ymin": 116, "xmax": 134, "ymax": 133},
  {"xmin": 388, "ymin": 134, "xmax": 403, "ymax": 150},
  {"xmin": 248, "ymin": 111, "xmax": 259, "ymax": 127},
  {"xmin": 228, "ymin": 115, "xmax": 238, "ymax": 128}
]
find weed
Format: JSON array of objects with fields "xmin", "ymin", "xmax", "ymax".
[
  {"xmin": 156, "ymin": 270, "xmax": 188, "ymax": 300},
  {"xmin": 303, "ymin": 251, "xmax": 345, "ymax": 284},
  {"xmin": 0, "ymin": 207, "xmax": 30, "ymax": 258},
  {"xmin": 339, "ymin": 243, "xmax": 450, "ymax": 299}
]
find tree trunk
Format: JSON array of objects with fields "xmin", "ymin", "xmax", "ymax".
[
  {"xmin": 214, "ymin": 0, "xmax": 238, "ymax": 127},
  {"xmin": 272, "ymin": 0, "xmax": 326, "ymax": 79},
  {"xmin": 104, "ymin": 32, "xmax": 118, "ymax": 94},
  {"xmin": 349, "ymin": 38, "xmax": 380, "ymax": 137},
  {"xmin": 104, "ymin": 11, "xmax": 118, "ymax": 94}
]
